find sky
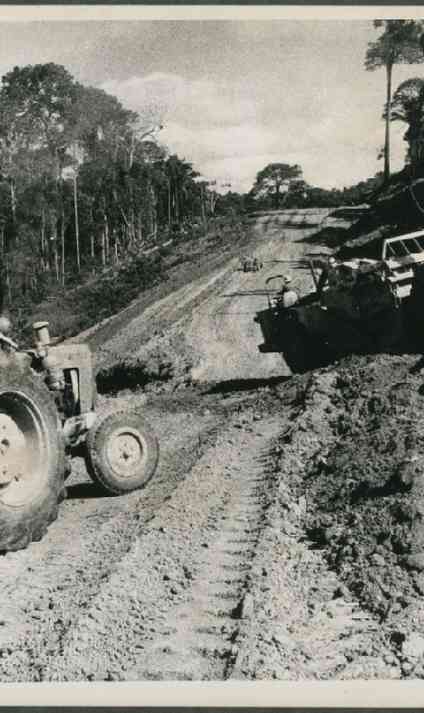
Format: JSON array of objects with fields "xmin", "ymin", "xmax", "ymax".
[{"xmin": 0, "ymin": 18, "xmax": 422, "ymax": 193}]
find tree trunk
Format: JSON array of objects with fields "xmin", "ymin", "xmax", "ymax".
[
  {"xmin": 104, "ymin": 214, "xmax": 110, "ymax": 262},
  {"xmin": 9, "ymin": 178, "xmax": 16, "ymax": 227},
  {"xmin": 130, "ymin": 206, "xmax": 136, "ymax": 246},
  {"xmin": 5, "ymin": 255, "xmax": 11, "ymax": 305},
  {"xmin": 54, "ymin": 243, "xmax": 59, "ymax": 283},
  {"xmin": 40, "ymin": 209, "xmax": 46, "ymax": 271},
  {"xmin": 168, "ymin": 179, "xmax": 172, "ymax": 226},
  {"xmin": 175, "ymin": 184, "xmax": 180, "ymax": 222},
  {"xmin": 201, "ymin": 184, "xmax": 207, "ymax": 233},
  {"xmin": 89, "ymin": 205, "xmax": 95, "ymax": 260},
  {"xmin": 384, "ymin": 62, "xmax": 393, "ymax": 184},
  {"xmin": 51, "ymin": 219, "xmax": 59, "ymax": 282},
  {"xmin": 151, "ymin": 183, "xmax": 158, "ymax": 239},
  {"xmin": 101, "ymin": 230, "xmax": 106, "ymax": 267},
  {"xmin": 73, "ymin": 172, "xmax": 80, "ymax": 272},
  {"xmin": 60, "ymin": 211, "xmax": 65, "ymax": 287}
]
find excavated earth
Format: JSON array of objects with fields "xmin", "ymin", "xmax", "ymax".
[{"xmin": 0, "ymin": 209, "xmax": 424, "ymax": 681}]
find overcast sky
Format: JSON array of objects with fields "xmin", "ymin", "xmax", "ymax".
[{"xmin": 0, "ymin": 19, "xmax": 423, "ymax": 192}]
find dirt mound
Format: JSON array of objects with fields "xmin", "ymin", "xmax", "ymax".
[
  {"xmin": 299, "ymin": 355, "xmax": 424, "ymax": 642},
  {"xmin": 96, "ymin": 332, "xmax": 194, "ymax": 395}
]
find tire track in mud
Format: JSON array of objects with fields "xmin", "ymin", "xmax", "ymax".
[
  {"xmin": 127, "ymin": 416, "xmax": 283, "ymax": 681},
  {"xmin": 38, "ymin": 413, "xmax": 284, "ymax": 681},
  {"xmin": 0, "ymin": 404, "xmax": 226, "ymax": 682}
]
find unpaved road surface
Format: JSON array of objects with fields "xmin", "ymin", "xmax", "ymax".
[{"xmin": 0, "ymin": 210, "xmax": 423, "ymax": 681}]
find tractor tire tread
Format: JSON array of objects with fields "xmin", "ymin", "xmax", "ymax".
[
  {"xmin": 0, "ymin": 357, "xmax": 65, "ymax": 552},
  {"xmin": 85, "ymin": 408, "xmax": 159, "ymax": 496}
]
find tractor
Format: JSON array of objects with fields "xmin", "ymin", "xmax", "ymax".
[
  {"xmin": 254, "ymin": 229, "xmax": 424, "ymax": 373},
  {"xmin": 0, "ymin": 320, "xmax": 159, "ymax": 552}
]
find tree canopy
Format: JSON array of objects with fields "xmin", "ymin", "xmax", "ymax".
[
  {"xmin": 390, "ymin": 76, "xmax": 424, "ymax": 168},
  {"xmin": 250, "ymin": 163, "xmax": 303, "ymax": 209}
]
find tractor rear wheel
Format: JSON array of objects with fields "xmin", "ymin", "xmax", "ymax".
[
  {"xmin": 85, "ymin": 409, "xmax": 159, "ymax": 495},
  {"xmin": 0, "ymin": 359, "xmax": 65, "ymax": 552}
]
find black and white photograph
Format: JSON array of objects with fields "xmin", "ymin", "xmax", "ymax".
[{"xmin": 0, "ymin": 7, "xmax": 424, "ymax": 690}]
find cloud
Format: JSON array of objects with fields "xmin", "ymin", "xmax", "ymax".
[
  {"xmin": 102, "ymin": 71, "xmax": 275, "ymax": 190},
  {"xmin": 102, "ymin": 68, "xmax": 410, "ymax": 194},
  {"xmin": 102, "ymin": 72, "xmax": 257, "ymax": 130},
  {"xmin": 162, "ymin": 120, "xmax": 277, "ymax": 160}
]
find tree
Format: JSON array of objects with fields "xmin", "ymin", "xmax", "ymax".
[
  {"xmin": 365, "ymin": 20, "xmax": 424, "ymax": 183},
  {"xmin": 391, "ymin": 77, "xmax": 424, "ymax": 167},
  {"xmin": 251, "ymin": 163, "xmax": 303, "ymax": 209}
]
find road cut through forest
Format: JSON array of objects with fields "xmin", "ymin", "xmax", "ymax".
[{"xmin": 0, "ymin": 210, "xmax": 423, "ymax": 681}]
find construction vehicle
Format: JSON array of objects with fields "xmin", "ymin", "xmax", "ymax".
[
  {"xmin": 255, "ymin": 229, "xmax": 424, "ymax": 373},
  {"xmin": 241, "ymin": 256, "xmax": 263, "ymax": 272},
  {"xmin": 0, "ymin": 320, "xmax": 159, "ymax": 552}
]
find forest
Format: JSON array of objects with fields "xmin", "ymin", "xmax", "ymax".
[{"xmin": 0, "ymin": 62, "xmax": 227, "ymax": 322}]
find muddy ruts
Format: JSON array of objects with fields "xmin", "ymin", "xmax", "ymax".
[
  {"xmin": 0, "ymin": 406, "xmax": 223, "ymax": 682},
  {"xmin": 40, "ymin": 416, "xmax": 282, "ymax": 681}
]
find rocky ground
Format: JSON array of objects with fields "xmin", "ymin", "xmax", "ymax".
[{"xmin": 0, "ymin": 209, "xmax": 423, "ymax": 682}]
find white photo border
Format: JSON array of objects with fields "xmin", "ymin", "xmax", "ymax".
[{"xmin": 0, "ymin": 4, "xmax": 423, "ymax": 707}]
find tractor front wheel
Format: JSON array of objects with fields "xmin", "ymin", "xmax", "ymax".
[{"xmin": 85, "ymin": 409, "xmax": 159, "ymax": 495}]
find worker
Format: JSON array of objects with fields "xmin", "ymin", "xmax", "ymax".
[
  {"xmin": 317, "ymin": 256, "xmax": 337, "ymax": 298},
  {"xmin": 271, "ymin": 275, "xmax": 299, "ymax": 309}
]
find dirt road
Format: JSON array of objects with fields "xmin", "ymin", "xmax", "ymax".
[
  {"xmin": 95, "ymin": 212, "xmax": 324, "ymax": 384},
  {"xmin": 0, "ymin": 210, "xmax": 421, "ymax": 681}
]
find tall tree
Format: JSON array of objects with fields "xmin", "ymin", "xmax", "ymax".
[
  {"xmin": 251, "ymin": 163, "xmax": 302, "ymax": 209},
  {"xmin": 365, "ymin": 20, "xmax": 423, "ymax": 183}
]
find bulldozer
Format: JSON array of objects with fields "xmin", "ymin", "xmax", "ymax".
[
  {"xmin": 0, "ymin": 320, "xmax": 159, "ymax": 552},
  {"xmin": 254, "ymin": 229, "xmax": 424, "ymax": 373}
]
